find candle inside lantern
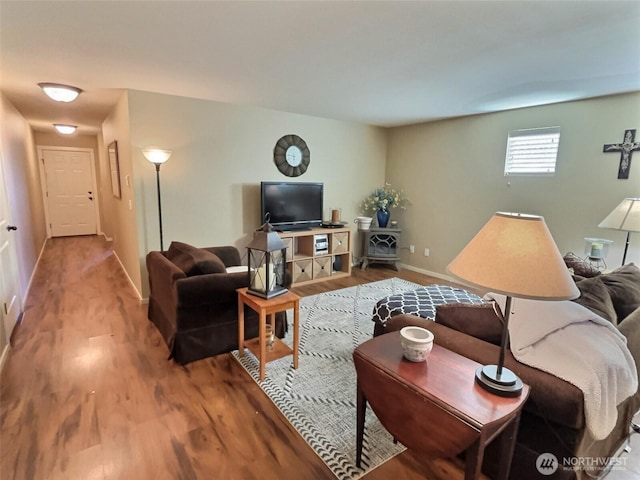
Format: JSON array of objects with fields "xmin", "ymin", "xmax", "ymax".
[
  {"xmin": 590, "ymin": 242, "xmax": 603, "ymax": 258},
  {"xmin": 254, "ymin": 265, "xmax": 276, "ymax": 291}
]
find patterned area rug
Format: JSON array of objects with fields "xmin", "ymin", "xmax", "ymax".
[{"xmin": 232, "ymin": 278, "xmax": 422, "ymax": 480}]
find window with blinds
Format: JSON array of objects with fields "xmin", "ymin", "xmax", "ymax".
[{"xmin": 504, "ymin": 127, "xmax": 560, "ymax": 175}]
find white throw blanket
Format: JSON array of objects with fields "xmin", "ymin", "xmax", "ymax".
[{"xmin": 485, "ymin": 293, "xmax": 638, "ymax": 441}]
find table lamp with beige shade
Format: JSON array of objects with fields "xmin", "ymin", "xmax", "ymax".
[
  {"xmin": 598, "ymin": 197, "xmax": 640, "ymax": 266},
  {"xmin": 447, "ymin": 212, "xmax": 580, "ymax": 397}
]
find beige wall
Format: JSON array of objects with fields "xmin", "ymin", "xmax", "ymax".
[
  {"xmin": 387, "ymin": 92, "xmax": 640, "ymax": 277},
  {"xmin": 9, "ymin": 87, "xmax": 633, "ymax": 307},
  {"xmin": 0, "ymin": 93, "xmax": 47, "ymax": 355},
  {"xmin": 34, "ymin": 131, "xmax": 99, "ymax": 150},
  {"xmin": 124, "ymin": 90, "xmax": 387, "ymax": 297},
  {"xmin": 0, "ymin": 94, "xmax": 46, "ymax": 296},
  {"xmin": 101, "ymin": 92, "xmax": 143, "ymax": 296}
]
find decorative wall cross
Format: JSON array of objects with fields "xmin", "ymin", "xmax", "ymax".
[{"xmin": 603, "ymin": 129, "xmax": 640, "ymax": 179}]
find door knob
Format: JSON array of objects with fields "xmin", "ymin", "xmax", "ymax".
[{"xmin": 6, "ymin": 225, "xmax": 17, "ymax": 231}]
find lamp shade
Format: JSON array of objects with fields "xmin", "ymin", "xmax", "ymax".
[
  {"xmin": 142, "ymin": 147, "xmax": 172, "ymax": 165},
  {"xmin": 447, "ymin": 212, "xmax": 579, "ymax": 300},
  {"xmin": 598, "ymin": 198, "xmax": 640, "ymax": 233}
]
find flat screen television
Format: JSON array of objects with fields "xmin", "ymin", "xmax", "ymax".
[{"xmin": 260, "ymin": 181, "xmax": 323, "ymax": 231}]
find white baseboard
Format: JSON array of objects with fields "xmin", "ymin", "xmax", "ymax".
[
  {"xmin": 22, "ymin": 237, "xmax": 48, "ymax": 309},
  {"xmin": 353, "ymin": 259, "xmax": 465, "ymax": 287},
  {"xmin": 111, "ymin": 250, "xmax": 143, "ymax": 302},
  {"xmin": 398, "ymin": 263, "xmax": 463, "ymax": 285},
  {"xmin": 100, "ymin": 232, "xmax": 113, "ymax": 242},
  {"xmin": 0, "ymin": 343, "xmax": 10, "ymax": 372},
  {"xmin": 3, "ymin": 238, "xmax": 46, "ymax": 374}
]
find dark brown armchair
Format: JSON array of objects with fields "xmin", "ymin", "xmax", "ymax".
[{"xmin": 146, "ymin": 241, "xmax": 287, "ymax": 364}]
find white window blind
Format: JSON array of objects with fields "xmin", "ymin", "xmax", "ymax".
[{"xmin": 504, "ymin": 127, "xmax": 560, "ymax": 175}]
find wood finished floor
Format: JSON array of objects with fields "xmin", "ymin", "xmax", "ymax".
[{"xmin": 1, "ymin": 235, "xmax": 637, "ymax": 480}]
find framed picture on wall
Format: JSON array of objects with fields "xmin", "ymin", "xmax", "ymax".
[{"xmin": 108, "ymin": 140, "xmax": 121, "ymax": 198}]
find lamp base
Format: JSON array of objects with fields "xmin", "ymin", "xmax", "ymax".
[{"xmin": 475, "ymin": 365, "xmax": 523, "ymax": 397}]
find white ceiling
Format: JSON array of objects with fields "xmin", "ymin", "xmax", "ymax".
[{"xmin": 2, "ymin": 1, "xmax": 639, "ymax": 135}]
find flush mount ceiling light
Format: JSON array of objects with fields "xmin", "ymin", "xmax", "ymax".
[
  {"xmin": 54, "ymin": 124, "xmax": 77, "ymax": 135},
  {"xmin": 38, "ymin": 82, "xmax": 82, "ymax": 102}
]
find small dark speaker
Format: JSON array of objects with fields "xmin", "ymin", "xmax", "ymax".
[{"xmin": 333, "ymin": 256, "xmax": 342, "ymax": 272}]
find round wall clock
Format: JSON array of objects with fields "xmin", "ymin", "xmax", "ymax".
[{"xmin": 274, "ymin": 134, "xmax": 310, "ymax": 177}]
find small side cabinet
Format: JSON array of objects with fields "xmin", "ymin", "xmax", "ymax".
[{"xmin": 361, "ymin": 228, "xmax": 401, "ymax": 270}]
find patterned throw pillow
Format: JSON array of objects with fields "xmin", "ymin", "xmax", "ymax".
[{"xmin": 563, "ymin": 252, "xmax": 601, "ymax": 278}]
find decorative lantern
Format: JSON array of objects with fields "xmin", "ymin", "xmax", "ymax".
[
  {"xmin": 247, "ymin": 221, "xmax": 288, "ymax": 299},
  {"xmin": 583, "ymin": 237, "xmax": 613, "ymax": 271}
]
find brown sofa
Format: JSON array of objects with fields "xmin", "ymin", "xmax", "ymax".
[
  {"xmin": 146, "ymin": 241, "xmax": 287, "ymax": 364},
  {"xmin": 375, "ymin": 264, "xmax": 640, "ymax": 480}
]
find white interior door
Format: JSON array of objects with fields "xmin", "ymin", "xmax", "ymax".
[
  {"xmin": 42, "ymin": 148, "xmax": 97, "ymax": 237},
  {"xmin": 0, "ymin": 153, "xmax": 21, "ymax": 345}
]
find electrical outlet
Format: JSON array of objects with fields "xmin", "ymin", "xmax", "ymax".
[
  {"xmin": 424, "ymin": 248, "xmax": 430, "ymax": 256},
  {"xmin": 409, "ymin": 245, "xmax": 415, "ymax": 254}
]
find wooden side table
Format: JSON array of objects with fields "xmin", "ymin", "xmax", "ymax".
[
  {"xmin": 237, "ymin": 287, "xmax": 300, "ymax": 380},
  {"xmin": 353, "ymin": 331, "xmax": 529, "ymax": 480}
]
